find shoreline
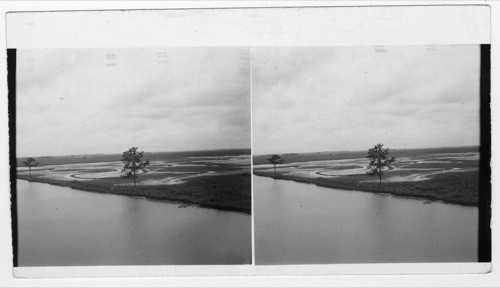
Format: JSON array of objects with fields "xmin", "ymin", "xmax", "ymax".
[
  {"xmin": 253, "ymin": 171, "xmax": 478, "ymax": 207},
  {"xmin": 16, "ymin": 176, "xmax": 251, "ymax": 215}
]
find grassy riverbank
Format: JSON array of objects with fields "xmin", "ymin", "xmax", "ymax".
[
  {"xmin": 253, "ymin": 170, "xmax": 478, "ymax": 206},
  {"xmin": 18, "ymin": 173, "xmax": 251, "ymax": 214}
]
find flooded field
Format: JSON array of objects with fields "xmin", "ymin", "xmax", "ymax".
[
  {"xmin": 254, "ymin": 151, "xmax": 478, "ymax": 183},
  {"xmin": 253, "ymin": 147, "xmax": 480, "ymax": 206},
  {"xmin": 18, "ymin": 154, "xmax": 250, "ymax": 186},
  {"xmin": 17, "ymin": 149, "xmax": 252, "ymax": 213}
]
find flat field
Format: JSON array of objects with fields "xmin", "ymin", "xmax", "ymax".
[
  {"xmin": 253, "ymin": 146, "xmax": 481, "ymax": 206},
  {"xmin": 17, "ymin": 149, "xmax": 251, "ymax": 214}
]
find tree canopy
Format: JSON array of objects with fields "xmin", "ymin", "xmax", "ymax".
[
  {"xmin": 121, "ymin": 147, "xmax": 150, "ymax": 187},
  {"xmin": 366, "ymin": 144, "xmax": 395, "ymax": 184},
  {"xmin": 23, "ymin": 157, "xmax": 39, "ymax": 179},
  {"xmin": 267, "ymin": 154, "xmax": 285, "ymax": 177}
]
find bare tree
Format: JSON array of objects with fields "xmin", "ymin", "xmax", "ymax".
[
  {"xmin": 23, "ymin": 157, "xmax": 39, "ymax": 180},
  {"xmin": 267, "ymin": 154, "xmax": 284, "ymax": 177},
  {"xmin": 366, "ymin": 144, "xmax": 395, "ymax": 184},
  {"xmin": 121, "ymin": 147, "xmax": 150, "ymax": 188}
]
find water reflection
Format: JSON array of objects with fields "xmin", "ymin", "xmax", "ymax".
[
  {"xmin": 17, "ymin": 180, "xmax": 251, "ymax": 266},
  {"xmin": 254, "ymin": 176, "xmax": 478, "ymax": 264}
]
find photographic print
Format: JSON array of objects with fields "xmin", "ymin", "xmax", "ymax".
[
  {"xmin": 5, "ymin": 5, "xmax": 492, "ymax": 280},
  {"xmin": 252, "ymin": 45, "xmax": 487, "ymax": 264},
  {"xmin": 12, "ymin": 47, "xmax": 252, "ymax": 266}
]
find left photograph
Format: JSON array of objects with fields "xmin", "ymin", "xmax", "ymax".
[{"xmin": 11, "ymin": 48, "xmax": 252, "ymax": 266}]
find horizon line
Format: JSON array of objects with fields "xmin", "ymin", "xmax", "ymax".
[
  {"xmin": 253, "ymin": 144, "xmax": 480, "ymax": 157},
  {"xmin": 16, "ymin": 147, "xmax": 252, "ymax": 159},
  {"xmin": 16, "ymin": 144, "xmax": 481, "ymax": 159}
]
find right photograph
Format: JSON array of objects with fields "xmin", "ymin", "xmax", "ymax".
[{"xmin": 252, "ymin": 45, "xmax": 485, "ymax": 264}]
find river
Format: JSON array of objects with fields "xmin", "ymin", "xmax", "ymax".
[
  {"xmin": 16, "ymin": 180, "xmax": 251, "ymax": 266},
  {"xmin": 254, "ymin": 176, "xmax": 478, "ymax": 264}
]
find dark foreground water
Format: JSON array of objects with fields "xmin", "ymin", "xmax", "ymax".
[
  {"xmin": 16, "ymin": 180, "xmax": 251, "ymax": 266},
  {"xmin": 254, "ymin": 176, "xmax": 478, "ymax": 264}
]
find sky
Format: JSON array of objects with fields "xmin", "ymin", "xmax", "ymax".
[
  {"xmin": 252, "ymin": 45, "xmax": 481, "ymax": 155},
  {"xmin": 17, "ymin": 48, "xmax": 251, "ymax": 157}
]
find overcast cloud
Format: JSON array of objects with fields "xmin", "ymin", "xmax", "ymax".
[
  {"xmin": 17, "ymin": 48, "xmax": 250, "ymax": 157},
  {"xmin": 252, "ymin": 45, "xmax": 481, "ymax": 155}
]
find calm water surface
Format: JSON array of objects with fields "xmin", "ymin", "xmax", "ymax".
[
  {"xmin": 17, "ymin": 180, "xmax": 251, "ymax": 266},
  {"xmin": 254, "ymin": 176, "xmax": 478, "ymax": 264}
]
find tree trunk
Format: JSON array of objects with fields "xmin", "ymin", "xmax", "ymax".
[
  {"xmin": 379, "ymin": 170, "xmax": 382, "ymax": 184},
  {"xmin": 274, "ymin": 164, "xmax": 276, "ymax": 177},
  {"xmin": 133, "ymin": 170, "xmax": 136, "ymax": 188},
  {"xmin": 29, "ymin": 167, "xmax": 31, "ymax": 180}
]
